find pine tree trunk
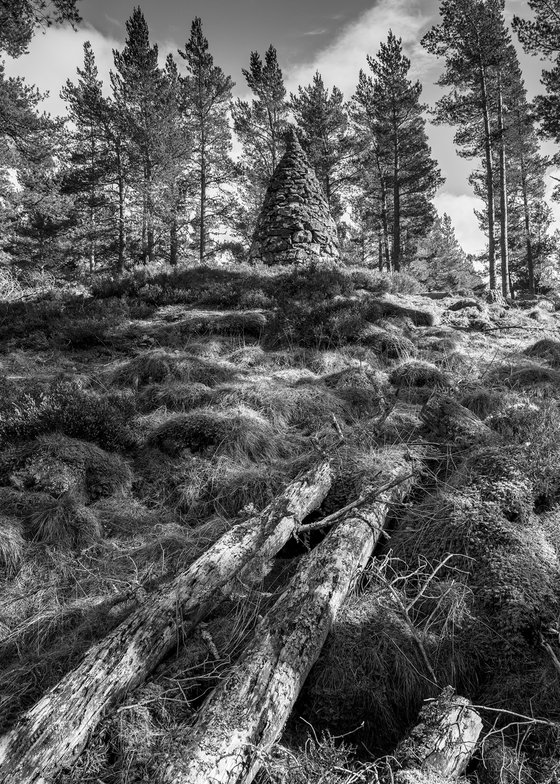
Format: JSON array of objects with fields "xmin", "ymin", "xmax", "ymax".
[
  {"xmin": 376, "ymin": 153, "xmax": 391, "ymax": 272},
  {"xmin": 116, "ymin": 139, "xmax": 125, "ymax": 275},
  {"xmin": 89, "ymin": 131, "xmax": 96, "ymax": 275},
  {"xmin": 0, "ymin": 463, "xmax": 332, "ymax": 784},
  {"xmin": 480, "ymin": 65, "xmax": 497, "ymax": 291},
  {"xmin": 170, "ymin": 216, "xmax": 178, "ymax": 266},
  {"xmin": 497, "ymin": 73, "xmax": 510, "ymax": 298},
  {"xmin": 520, "ymin": 153, "xmax": 535, "ymax": 297},
  {"xmin": 392, "ymin": 117, "xmax": 401, "ymax": 273},
  {"xmin": 158, "ymin": 460, "xmax": 414, "ymax": 784},
  {"xmin": 200, "ymin": 132, "xmax": 206, "ymax": 263}
]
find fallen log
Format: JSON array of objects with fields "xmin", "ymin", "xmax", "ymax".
[
  {"xmin": 0, "ymin": 461, "xmax": 332, "ymax": 784},
  {"xmin": 159, "ymin": 454, "xmax": 415, "ymax": 784},
  {"xmin": 394, "ymin": 686, "xmax": 482, "ymax": 783}
]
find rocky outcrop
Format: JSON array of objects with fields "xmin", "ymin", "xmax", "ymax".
[{"xmin": 249, "ymin": 129, "xmax": 339, "ymax": 266}]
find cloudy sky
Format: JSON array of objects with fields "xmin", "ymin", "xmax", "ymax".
[{"xmin": 3, "ymin": 0, "xmax": 556, "ymax": 253}]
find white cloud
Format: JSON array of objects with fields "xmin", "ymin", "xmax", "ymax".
[
  {"xmin": 434, "ymin": 192, "xmax": 486, "ymax": 255},
  {"xmin": 3, "ymin": 25, "xmax": 121, "ymax": 117},
  {"xmin": 285, "ymin": 0, "xmax": 432, "ymax": 99}
]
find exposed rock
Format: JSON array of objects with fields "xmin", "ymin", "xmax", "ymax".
[{"xmin": 249, "ymin": 129, "xmax": 339, "ymax": 266}]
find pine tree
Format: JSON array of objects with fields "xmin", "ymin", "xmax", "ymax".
[
  {"xmin": 413, "ymin": 212, "xmax": 480, "ymax": 290},
  {"xmin": 513, "ymin": 0, "xmax": 560, "ymax": 151},
  {"xmin": 423, "ymin": 0, "xmax": 512, "ymax": 294},
  {"xmin": 12, "ymin": 121, "xmax": 73, "ymax": 270},
  {"xmin": 111, "ymin": 8, "xmax": 178, "ymax": 264},
  {"xmin": 0, "ymin": 62, "xmax": 63, "ymax": 266},
  {"xmin": 156, "ymin": 53, "xmax": 192, "ymax": 266},
  {"xmin": 232, "ymin": 45, "xmax": 288, "ymax": 243},
  {"xmin": 351, "ymin": 31, "xmax": 443, "ymax": 271},
  {"xmin": 61, "ymin": 42, "xmax": 114, "ymax": 272},
  {"xmin": 501, "ymin": 54, "xmax": 551, "ymax": 295},
  {"xmin": 178, "ymin": 17, "xmax": 235, "ymax": 261},
  {"xmin": 289, "ymin": 72, "xmax": 349, "ymax": 221},
  {"xmin": 0, "ymin": 0, "xmax": 81, "ymax": 57}
]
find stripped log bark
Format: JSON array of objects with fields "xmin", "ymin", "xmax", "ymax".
[
  {"xmin": 394, "ymin": 686, "xmax": 483, "ymax": 783},
  {"xmin": 159, "ymin": 454, "xmax": 415, "ymax": 784},
  {"xmin": 0, "ymin": 461, "xmax": 332, "ymax": 784}
]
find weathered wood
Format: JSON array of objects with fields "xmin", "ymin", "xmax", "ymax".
[
  {"xmin": 0, "ymin": 461, "xmax": 332, "ymax": 784},
  {"xmin": 394, "ymin": 686, "xmax": 483, "ymax": 782},
  {"xmin": 159, "ymin": 455, "xmax": 415, "ymax": 784}
]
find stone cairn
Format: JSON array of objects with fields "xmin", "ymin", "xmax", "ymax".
[{"xmin": 249, "ymin": 128, "xmax": 340, "ymax": 266}]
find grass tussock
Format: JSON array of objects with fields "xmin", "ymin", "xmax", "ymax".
[
  {"xmin": 27, "ymin": 493, "xmax": 102, "ymax": 549},
  {"xmin": 389, "ymin": 361, "xmax": 451, "ymax": 390},
  {"xmin": 147, "ymin": 406, "xmax": 294, "ymax": 462},
  {"xmin": 524, "ymin": 338, "xmax": 560, "ymax": 367},
  {"xmin": 112, "ymin": 350, "xmax": 235, "ymax": 389},
  {"xmin": 138, "ymin": 381, "xmax": 215, "ymax": 413},
  {"xmin": 5, "ymin": 433, "xmax": 132, "ymax": 502},
  {"xmin": 487, "ymin": 360, "xmax": 560, "ymax": 390},
  {"xmin": 215, "ymin": 379, "xmax": 351, "ymax": 432},
  {"xmin": 359, "ymin": 326, "xmax": 417, "ymax": 361},
  {"xmin": 0, "ymin": 515, "xmax": 25, "ymax": 574}
]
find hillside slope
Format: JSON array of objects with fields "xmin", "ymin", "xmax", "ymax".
[{"xmin": 1, "ymin": 265, "xmax": 560, "ymax": 783}]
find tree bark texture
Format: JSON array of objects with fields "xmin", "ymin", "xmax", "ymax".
[
  {"xmin": 159, "ymin": 459, "xmax": 415, "ymax": 784},
  {"xmin": 0, "ymin": 462, "xmax": 332, "ymax": 784},
  {"xmin": 480, "ymin": 65, "xmax": 497, "ymax": 291},
  {"xmin": 497, "ymin": 72, "xmax": 510, "ymax": 299},
  {"xmin": 394, "ymin": 686, "xmax": 482, "ymax": 782}
]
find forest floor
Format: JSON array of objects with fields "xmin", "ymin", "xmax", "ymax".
[{"xmin": 2, "ymin": 262, "xmax": 560, "ymax": 783}]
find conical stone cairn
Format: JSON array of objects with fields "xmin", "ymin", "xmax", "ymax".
[{"xmin": 249, "ymin": 128, "xmax": 340, "ymax": 266}]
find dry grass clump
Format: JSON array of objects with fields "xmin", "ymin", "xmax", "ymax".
[
  {"xmin": 226, "ymin": 344, "xmax": 269, "ymax": 368},
  {"xmin": 92, "ymin": 497, "xmax": 170, "ymax": 536},
  {"xmin": 26, "ymin": 493, "xmax": 102, "ymax": 549},
  {"xmin": 365, "ymin": 295, "xmax": 438, "ymax": 327},
  {"xmin": 147, "ymin": 406, "xmax": 288, "ymax": 462},
  {"xmin": 179, "ymin": 310, "xmax": 267, "ymax": 339},
  {"xmin": 176, "ymin": 456, "xmax": 290, "ymax": 519},
  {"xmin": 414, "ymin": 333, "xmax": 460, "ymax": 354},
  {"xmin": 524, "ymin": 338, "xmax": 560, "ymax": 367},
  {"xmin": 7, "ymin": 433, "xmax": 132, "ymax": 502},
  {"xmin": 486, "ymin": 360, "xmax": 560, "ymax": 390},
  {"xmin": 319, "ymin": 366, "xmax": 387, "ymax": 418},
  {"xmin": 0, "ymin": 515, "xmax": 25, "ymax": 574},
  {"xmin": 359, "ymin": 325, "xmax": 417, "ymax": 361},
  {"xmin": 138, "ymin": 381, "xmax": 215, "ymax": 413},
  {"xmin": 216, "ymin": 379, "xmax": 349, "ymax": 432},
  {"xmin": 112, "ymin": 349, "xmax": 184, "ymax": 386},
  {"xmin": 112, "ymin": 350, "xmax": 235, "ymax": 389},
  {"xmin": 389, "ymin": 361, "xmax": 452, "ymax": 390},
  {"xmin": 376, "ymin": 407, "xmax": 424, "ymax": 445},
  {"xmin": 459, "ymin": 386, "xmax": 510, "ymax": 419},
  {"xmin": 305, "ymin": 350, "xmax": 364, "ymax": 376}
]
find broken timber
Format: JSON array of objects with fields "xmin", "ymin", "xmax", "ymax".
[
  {"xmin": 0, "ymin": 461, "xmax": 332, "ymax": 784},
  {"xmin": 159, "ymin": 456, "xmax": 415, "ymax": 784},
  {"xmin": 394, "ymin": 686, "xmax": 483, "ymax": 783}
]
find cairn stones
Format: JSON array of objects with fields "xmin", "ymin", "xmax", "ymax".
[{"xmin": 249, "ymin": 129, "xmax": 340, "ymax": 266}]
